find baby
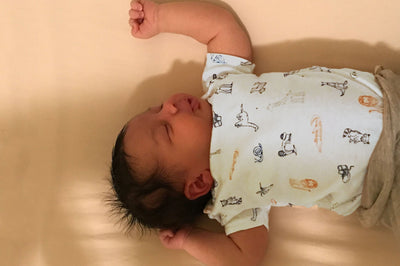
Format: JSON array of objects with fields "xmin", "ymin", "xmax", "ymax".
[{"xmin": 110, "ymin": 1, "xmax": 392, "ymax": 265}]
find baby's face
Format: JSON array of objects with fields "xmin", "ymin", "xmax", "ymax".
[{"xmin": 123, "ymin": 93, "xmax": 213, "ymax": 186}]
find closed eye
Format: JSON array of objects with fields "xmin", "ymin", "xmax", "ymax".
[{"xmin": 164, "ymin": 124, "xmax": 171, "ymax": 142}]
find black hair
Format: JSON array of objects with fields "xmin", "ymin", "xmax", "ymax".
[{"xmin": 109, "ymin": 126, "xmax": 212, "ymax": 232}]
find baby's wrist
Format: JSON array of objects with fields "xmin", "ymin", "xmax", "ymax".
[
  {"xmin": 180, "ymin": 226, "xmax": 193, "ymax": 249},
  {"xmin": 152, "ymin": 1, "xmax": 161, "ymax": 35}
]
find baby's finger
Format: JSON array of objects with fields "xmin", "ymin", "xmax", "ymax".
[
  {"xmin": 129, "ymin": 9, "xmax": 144, "ymax": 20},
  {"xmin": 129, "ymin": 18, "xmax": 135, "ymax": 27},
  {"xmin": 130, "ymin": 20, "xmax": 140, "ymax": 35},
  {"xmin": 130, "ymin": 0, "xmax": 143, "ymax": 11}
]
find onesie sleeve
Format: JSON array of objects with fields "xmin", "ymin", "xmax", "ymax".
[
  {"xmin": 202, "ymin": 53, "xmax": 255, "ymax": 98},
  {"xmin": 224, "ymin": 206, "xmax": 271, "ymax": 235}
]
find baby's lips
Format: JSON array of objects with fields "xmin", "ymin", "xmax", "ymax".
[
  {"xmin": 173, "ymin": 94, "xmax": 200, "ymax": 114},
  {"xmin": 188, "ymin": 97, "xmax": 200, "ymax": 113}
]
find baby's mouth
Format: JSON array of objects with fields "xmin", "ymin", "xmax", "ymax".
[{"xmin": 188, "ymin": 97, "xmax": 200, "ymax": 113}]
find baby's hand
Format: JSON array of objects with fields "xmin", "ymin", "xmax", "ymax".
[
  {"xmin": 158, "ymin": 227, "xmax": 192, "ymax": 250},
  {"xmin": 129, "ymin": 0, "xmax": 159, "ymax": 39}
]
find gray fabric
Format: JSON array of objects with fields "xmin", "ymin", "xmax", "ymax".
[{"xmin": 357, "ymin": 66, "xmax": 400, "ymax": 238}]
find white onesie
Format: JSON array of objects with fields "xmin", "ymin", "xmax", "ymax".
[{"xmin": 202, "ymin": 53, "xmax": 383, "ymax": 235}]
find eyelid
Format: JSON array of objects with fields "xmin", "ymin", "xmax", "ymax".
[{"xmin": 164, "ymin": 123, "xmax": 171, "ymax": 142}]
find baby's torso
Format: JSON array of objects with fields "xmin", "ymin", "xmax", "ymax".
[{"xmin": 204, "ymin": 66, "xmax": 383, "ymax": 230}]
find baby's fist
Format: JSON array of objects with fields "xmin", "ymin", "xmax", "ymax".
[
  {"xmin": 129, "ymin": 0, "xmax": 159, "ymax": 39},
  {"xmin": 158, "ymin": 227, "xmax": 192, "ymax": 250}
]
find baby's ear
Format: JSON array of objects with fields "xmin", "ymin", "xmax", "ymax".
[{"xmin": 184, "ymin": 170, "xmax": 213, "ymax": 200}]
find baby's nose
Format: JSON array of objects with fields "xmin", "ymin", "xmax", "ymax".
[{"xmin": 162, "ymin": 101, "xmax": 178, "ymax": 115}]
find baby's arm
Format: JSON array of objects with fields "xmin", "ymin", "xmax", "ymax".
[
  {"xmin": 129, "ymin": 0, "xmax": 252, "ymax": 60},
  {"xmin": 159, "ymin": 225, "xmax": 268, "ymax": 266}
]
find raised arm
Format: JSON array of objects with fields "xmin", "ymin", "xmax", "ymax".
[
  {"xmin": 129, "ymin": 0, "xmax": 252, "ymax": 60},
  {"xmin": 159, "ymin": 225, "xmax": 268, "ymax": 266}
]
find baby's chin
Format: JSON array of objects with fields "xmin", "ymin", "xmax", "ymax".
[{"xmin": 199, "ymin": 98, "xmax": 213, "ymax": 120}]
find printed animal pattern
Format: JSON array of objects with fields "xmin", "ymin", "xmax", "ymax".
[
  {"xmin": 250, "ymin": 82, "xmax": 267, "ymax": 94},
  {"xmin": 211, "ymin": 54, "xmax": 227, "ymax": 64},
  {"xmin": 253, "ymin": 143, "xmax": 263, "ymax": 162},
  {"xmin": 310, "ymin": 115, "xmax": 323, "ymax": 152},
  {"xmin": 212, "ymin": 73, "xmax": 225, "ymax": 80},
  {"xmin": 358, "ymin": 95, "xmax": 383, "ymax": 113},
  {"xmin": 309, "ymin": 66, "xmax": 332, "ymax": 73},
  {"xmin": 240, "ymin": 60, "xmax": 253, "ymax": 66},
  {"xmin": 205, "ymin": 58, "xmax": 379, "ymax": 229},
  {"xmin": 289, "ymin": 178, "xmax": 318, "ymax": 192},
  {"xmin": 215, "ymin": 83, "xmax": 233, "ymax": 94},
  {"xmin": 220, "ymin": 196, "xmax": 242, "ymax": 207},
  {"xmin": 342, "ymin": 128, "xmax": 370, "ymax": 144},
  {"xmin": 234, "ymin": 104, "xmax": 259, "ymax": 132},
  {"xmin": 251, "ymin": 208, "xmax": 259, "ymax": 221},
  {"xmin": 337, "ymin": 165, "xmax": 354, "ymax": 183},
  {"xmin": 284, "ymin": 67, "xmax": 331, "ymax": 77},
  {"xmin": 278, "ymin": 132, "xmax": 297, "ymax": 157},
  {"xmin": 256, "ymin": 183, "xmax": 274, "ymax": 196},
  {"xmin": 229, "ymin": 150, "xmax": 239, "ymax": 180},
  {"xmin": 210, "ymin": 149, "xmax": 221, "ymax": 156},
  {"xmin": 321, "ymin": 80, "xmax": 348, "ymax": 96},
  {"xmin": 266, "ymin": 90, "xmax": 305, "ymax": 110},
  {"xmin": 209, "ymin": 73, "xmax": 229, "ymax": 87},
  {"xmin": 213, "ymin": 111, "xmax": 222, "ymax": 128},
  {"xmin": 283, "ymin": 70, "xmax": 300, "ymax": 77}
]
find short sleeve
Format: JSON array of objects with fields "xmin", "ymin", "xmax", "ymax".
[
  {"xmin": 224, "ymin": 206, "xmax": 271, "ymax": 235},
  {"xmin": 202, "ymin": 53, "xmax": 255, "ymax": 98}
]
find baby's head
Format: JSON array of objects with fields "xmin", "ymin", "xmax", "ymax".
[{"xmin": 110, "ymin": 93, "xmax": 214, "ymax": 231}]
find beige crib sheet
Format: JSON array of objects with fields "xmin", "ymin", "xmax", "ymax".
[{"xmin": 1, "ymin": 0, "xmax": 400, "ymax": 265}]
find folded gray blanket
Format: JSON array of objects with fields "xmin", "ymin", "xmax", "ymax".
[{"xmin": 357, "ymin": 66, "xmax": 400, "ymax": 239}]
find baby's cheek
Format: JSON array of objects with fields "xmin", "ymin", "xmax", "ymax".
[{"xmin": 175, "ymin": 117, "xmax": 211, "ymax": 149}]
